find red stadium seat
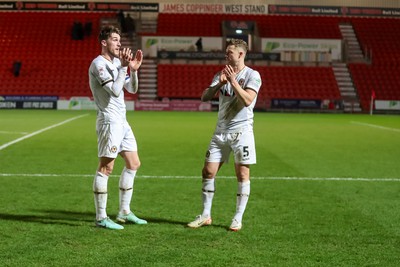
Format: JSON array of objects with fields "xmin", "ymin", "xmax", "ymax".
[{"xmin": 0, "ymin": 11, "xmax": 115, "ymax": 98}]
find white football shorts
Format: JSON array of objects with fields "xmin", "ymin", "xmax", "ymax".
[
  {"xmin": 205, "ymin": 130, "xmax": 256, "ymax": 165},
  {"xmin": 96, "ymin": 120, "xmax": 137, "ymax": 158}
]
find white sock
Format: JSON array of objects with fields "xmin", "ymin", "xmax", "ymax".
[
  {"xmin": 119, "ymin": 167, "xmax": 136, "ymax": 215},
  {"xmin": 233, "ymin": 181, "xmax": 250, "ymax": 222},
  {"xmin": 93, "ymin": 172, "xmax": 108, "ymax": 221},
  {"xmin": 201, "ymin": 178, "xmax": 215, "ymax": 218}
]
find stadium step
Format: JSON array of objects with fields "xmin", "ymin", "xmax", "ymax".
[
  {"xmin": 341, "ymin": 91, "xmax": 357, "ymax": 97},
  {"xmin": 332, "ymin": 62, "xmax": 362, "ymax": 113},
  {"xmin": 141, "ymin": 78, "xmax": 157, "ymax": 83},
  {"xmin": 138, "ymin": 94, "xmax": 158, "ymax": 100},
  {"xmin": 138, "ymin": 58, "xmax": 158, "ymax": 100},
  {"xmin": 139, "ymin": 18, "xmax": 158, "ymax": 33},
  {"xmin": 140, "ymin": 73, "xmax": 157, "ymax": 78},
  {"xmin": 140, "ymin": 83, "xmax": 157, "ymax": 88},
  {"xmin": 339, "ymin": 23, "xmax": 366, "ymax": 63},
  {"xmin": 141, "ymin": 69, "xmax": 157, "ymax": 74},
  {"xmin": 334, "ymin": 71, "xmax": 350, "ymax": 77},
  {"xmin": 337, "ymin": 81, "xmax": 354, "ymax": 87},
  {"xmin": 336, "ymin": 76, "xmax": 352, "ymax": 81},
  {"xmin": 140, "ymin": 89, "xmax": 157, "ymax": 94},
  {"xmin": 339, "ymin": 86, "xmax": 355, "ymax": 92}
]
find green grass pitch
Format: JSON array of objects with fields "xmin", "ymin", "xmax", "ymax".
[{"xmin": 0, "ymin": 110, "xmax": 399, "ymax": 266}]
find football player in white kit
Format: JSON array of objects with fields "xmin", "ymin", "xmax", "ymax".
[
  {"xmin": 89, "ymin": 25, "xmax": 147, "ymax": 230},
  {"xmin": 188, "ymin": 39, "xmax": 262, "ymax": 231}
]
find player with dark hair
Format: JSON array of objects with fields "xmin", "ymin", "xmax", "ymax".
[
  {"xmin": 188, "ymin": 39, "xmax": 262, "ymax": 231},
  {"xmin": 88, "ymin": 25, "xmax": 146, "ymax": 230}
]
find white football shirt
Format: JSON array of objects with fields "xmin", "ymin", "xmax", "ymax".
[
  {"xmin": 89, "ymin": 55, "xmax": 131, "ymax": 123},
  {"xmin": 210, "ymin": 66, "xmax": 262, "ymax": 133}
]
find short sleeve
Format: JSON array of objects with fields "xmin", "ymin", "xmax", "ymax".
[{"xmin": 245, "ymin": 70, "xmax": 262, "ymax": 94}]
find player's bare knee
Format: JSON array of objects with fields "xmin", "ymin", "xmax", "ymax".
[
  {"xmin": 128, "ymin": 160, "xmax": 140, "ymax": 170},
  {"xmin": 235, "ymin": 164, "xmax": 250, "ymax": 181},
  {"xmin": 236, "ymin": 171, "xmax": 250, "ymax": 182},
  {"xmin": 202, "ymin": 167, "xmax": 214, "ymax": 179},
  {"xmin": 98, "ymin": 165, "xmax": 114, "ymax": 176},
  {"xmin": 105, "ymin": 168, "xmax": 113, "ymax": 176}
]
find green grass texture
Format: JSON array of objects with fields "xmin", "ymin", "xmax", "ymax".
[{"xmin": 0, "ymin": 110, "xmax": 399, "ymax": 266}]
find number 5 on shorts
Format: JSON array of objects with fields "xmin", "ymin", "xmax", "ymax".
[{"xmin": 243, "ymin": 146, "xmax": 249, "ymax": 158}]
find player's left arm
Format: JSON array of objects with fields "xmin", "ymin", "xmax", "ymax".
[
  {"xmin": 234, "ymin": 86, "xmax": 258, "ymax": 107},
  {"xmin": 125, "ymin": 50, "xmax": 143, "ymax": 94}
]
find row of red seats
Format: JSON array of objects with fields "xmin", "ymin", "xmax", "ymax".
[
  {"xmin": 351, "ymin": 17, "xmax": 400, "ymax": 65},
  {"xmin": 260, "ymin": 66, "xmax": 340, "ymax": 100},
  {"xmin": 158, "ymin": 64, "xmax": 221, "ymax": 98},
  {"xmin": 349, "ymin": 63, "xmax": 400, "ymax": 110},
  {"xmin": 348, "ymin": 17, "xmax": 400, "ymax": 111},
  {"xmin": 0, "ymin": 11, "xmax": 116, "ymax": 98},
  {"xmin": 158, "ymin": 64, "xmax": 340, "ymax": 101}
]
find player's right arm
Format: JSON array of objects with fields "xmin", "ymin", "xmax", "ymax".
[
  {"xmin": 91, "ymin": 59, "xmax": 126, "ymax": 97},
  {"xmin": 103, "ymin": 67, "xmax": 127, "ymax": 97},
  {"xmin": 201, "ymin": 71, "xmax": 227, "ymax": 102}
]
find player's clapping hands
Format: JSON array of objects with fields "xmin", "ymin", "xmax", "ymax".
[
  {"xmin": 219, "ymin": 69, "xmax": 228, "ymax": 85},
  {"xmin": 223, "ymin": 65, "xmax": 236, "ymax": 83},
  {"xmin": 119, "ymin": 47, "xmax": 132, "ymax": 67},
  {"xmin": 129, "ymin": 49, "xmax": 143, "ymax": 71},
  {"xmin": 119, "ymin": 48, "xmax": 142, "ymax": 72}
]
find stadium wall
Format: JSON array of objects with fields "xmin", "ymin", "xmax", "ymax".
[{"xmin": 0, "ymin": 0, "xmax": 400, "ymax": 9}]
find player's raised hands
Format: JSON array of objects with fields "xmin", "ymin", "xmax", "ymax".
[
  {"xmin": 223, "ymin": 65, "xmax": 236, "ymax": 83},
  {"xmin": 219, "ymin": 69, "xmax": 228, "ymax": 85},
  {"xmin": 119, "ymin": 47, "xmax": 133, "ymax": 67},
  {"xmin": 129, "ymin": 50, "xmax": 143, "ymax": 71}
]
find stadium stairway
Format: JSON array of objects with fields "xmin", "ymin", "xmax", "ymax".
[
  {"xmin": 139, "ymin": 59, "xmax": 158, "ymax": 99},
  {"xmin": 339, "ymin": 23, "xmax": 365, "ymax": 62},
  {"xmin": 332, "ymin": 63, "xmax": 361, "ymax": 113}
]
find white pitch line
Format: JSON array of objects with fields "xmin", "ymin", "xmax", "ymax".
[
  {"xmin": 351, "ymin": 121, "xmax": 400, "ymax": 133},
  {"xmin": 0, "ymin": 114, "xmax": 89, "ymax": 151},
  {"xmin": 0, "ymin": 173, "xmax": 399, "ymax": 182}
]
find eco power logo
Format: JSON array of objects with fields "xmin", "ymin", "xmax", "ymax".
[
  {"xmin": 389, "ymin": 101, "xmax": 398, "ymax": 108},
  {"xmin": 146, "ymin": 39, "xmax": 158, "ymax": 48},
  {"xmin": 264, "ymin": 42, "xmax": 280, "ymax": 52}
]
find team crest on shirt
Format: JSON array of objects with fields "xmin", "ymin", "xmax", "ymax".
[
  {"xmin": 110, "ymin": 146, "xmax": 117, "ymax": 154},
  {"xmin": 99, "ymin": 67, "xmax": 105, "ymax": 79},
  {"xmin": 238, "ymin": 78, "xmax": 245, "ymax": 87}
]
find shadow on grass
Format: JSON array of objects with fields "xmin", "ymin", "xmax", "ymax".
[
  {"xmin": 0, "ymin": 210, "xmax": 94, "ymax": 226},
  {"xmin": 0, "ymin": 210, "xmax": 228, "ymax": 229},
  {"xmin": 143, "ymin": 216, "xmax": 187, "ymax": 226},
  {"xmin": 0, "ymin": 210, "xmax": 230, "ymax": 230},
  {"xmin": 144, "ymin": 216, "xmax": 228, "ymax": 230}
]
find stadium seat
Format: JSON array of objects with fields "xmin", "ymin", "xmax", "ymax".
[{"xmin": 0, "ymin": 11, "xmax": 115, "ymax": 98}]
